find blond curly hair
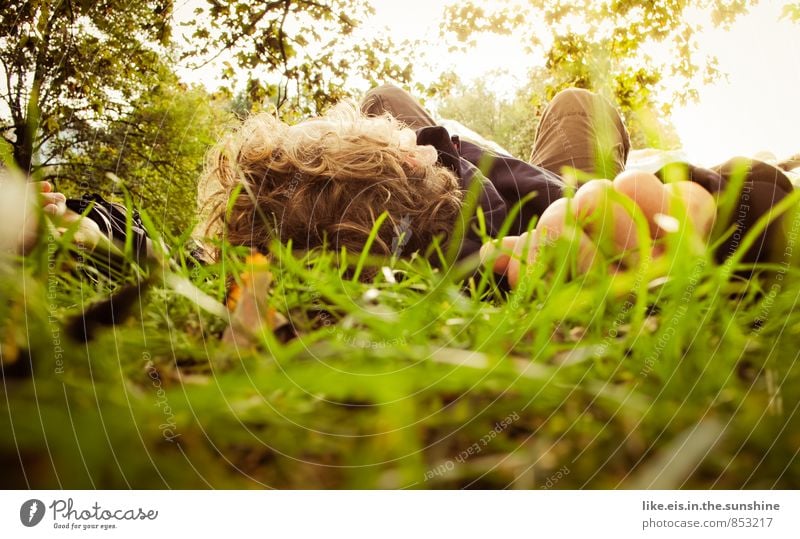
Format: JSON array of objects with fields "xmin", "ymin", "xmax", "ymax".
[{"xmin": 198, "ymin": 102, "xmax": 463, "ymax": 261}]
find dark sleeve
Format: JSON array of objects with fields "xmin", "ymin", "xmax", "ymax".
[
  {"xmin": 65, "ymin": 193, "xmax": 152, "ymax": 261},
  {"xmin": 458, "ymin": 140, "xmax": 565, "ymax": 236},
  {"xmin": 415, "ymin": 126, "xmax": 509, "ymax": 261},
  {"xmin": 656, "ymin": 159, "xmax": 795, "ymax": 265}
]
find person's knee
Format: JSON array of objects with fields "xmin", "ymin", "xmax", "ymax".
[
  {"xmin": 544, "ymin": 87, "xmax": 621, "ymax": 130},
  {"xmin": 360, "ymin": 83, "xmax": 435, "ymax": 128},
  {"xmin": 548, "ymin": 88, "xmax": 601, "ymax": 113},
  {"xmin": 363, "ymin": 83, "xmax": 401, "ymax": 101},
  {"xmin": 552, "ymin": 87, "xmax": 597, "ymax": 101},
  {"xmin": 549, "ymin": 87, "xmax": 630, "ymax": 162},
  {"xmin": 716, "ymin": 157, "xmax": 794, "ymax": 192},
  {"xmin": 361, "ymin": 83, "xmax": 405, "ymax": 116}
]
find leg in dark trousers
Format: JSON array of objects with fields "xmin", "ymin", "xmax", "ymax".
[
  {"xmin": 530, "ymin": 88, "xmax": 631, "ymax": 180},
  {"xmin": 711, "ymin": 158, "xmax": 796, "ymax": 265}
]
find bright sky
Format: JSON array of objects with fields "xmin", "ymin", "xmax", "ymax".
[
  {"xmin": 363, "ymin": 0, "xmax": 800, "ymax": 167},
  {"xmin": 177, "ymin": 0, "xmax": 800, "ymax": 167},
  {"xmin": 669, "ymin": 1, "xmax": 800, "ymax": 165}
]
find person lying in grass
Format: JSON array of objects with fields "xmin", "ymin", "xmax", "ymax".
[
  {"xmin": 7, "ymin": 85, "xmax": 792, "ymax": 286},
  {"xmin": 198, "ymin": 84, "xmax": 795, "ymax": 286}
]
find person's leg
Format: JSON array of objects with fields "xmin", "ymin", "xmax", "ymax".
[
  {"xmin": 529, "ymin": 88, "xmax": 631, "ymax": 180},
  {"xmin": 710, "ymin": 157, "xmax": 795, "ymax": 264},
  {"xmin": 360, "ymin": 83, "xmax": 437, "ymax": 129}
]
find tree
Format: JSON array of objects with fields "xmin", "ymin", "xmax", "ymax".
[
  {"xmin": 56, "ymin": 68, "xmax": 231, "ymax": 234},
  {"xmin": 436, "ymin": 78, "xmax": 540, "ymax": 159},
  {"xmin": 440, "ymin": 0, "xmax": 752, "ymax": 149},
  {"xmin": 185, "ymin": 0, "xmax": 415, "ymax": 117},
  {"xmin": 0, "ymin": 0, "xmax": 421, "ymax": 234},
  {"xmin": 782, "ymin": 2, "xmax": 800, "ymax": 22},
  {"xmin": 0, "ymin": 0, "xmax": 173, "ymax": 174}
]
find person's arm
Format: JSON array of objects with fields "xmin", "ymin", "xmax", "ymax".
[{"xmin": 2, "ymin": 179, "xmax": 153, "ymax": 258}]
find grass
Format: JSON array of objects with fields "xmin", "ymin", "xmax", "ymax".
[{"xmin": 1, "ymin": 170, "xmax": 800, "ymax": 489}]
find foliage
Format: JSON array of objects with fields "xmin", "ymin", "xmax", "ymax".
[
  {"xmin": 782, "ymin": 2, "xmax": 800, "ymax": 22},
  {"xmin": 0, "ymin": 0, "xmax": 173, "ymax": 173},
  {"xmin": 56, "ymin": 69, "xmax": 233, "ymax": 234},
  {"xmin": 1, "ymin": 0, "xmax": 414, "ymax": 225},
  {"xmin": 439, "ymin": 0, "xmax": 754, "ymax": 149},
  {"xmin": 436, "ymin": 78, "xmax": 541, "ymax": 159},
  {"xmin": 185, "ymin": 0, "xmax": 415, "ymax": 116}
]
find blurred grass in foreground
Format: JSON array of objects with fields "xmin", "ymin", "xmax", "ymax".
[{"xmin": 1, "ymin": 169, "xmax": 799, "ymax": 489}]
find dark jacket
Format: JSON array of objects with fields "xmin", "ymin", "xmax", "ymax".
[{"xmin": 415, "ymin": 126, "xmax": 565, "ymax": 260}]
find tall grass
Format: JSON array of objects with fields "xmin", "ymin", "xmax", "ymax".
[{"xmin": 1, "ymin": 164, "xmax": 799, "ymax": 489}]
